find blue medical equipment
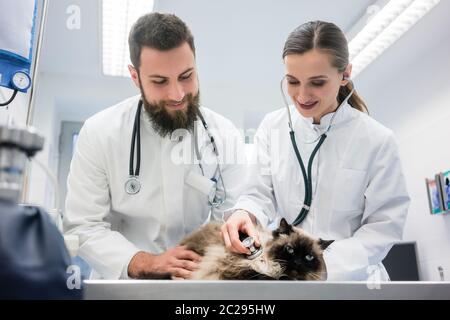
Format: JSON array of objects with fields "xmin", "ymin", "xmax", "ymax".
[{"xmin": 0, "ymin": 0, "xmax": 38, "ymax": 106}]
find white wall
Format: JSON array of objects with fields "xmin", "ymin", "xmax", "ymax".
[
  {"xmin": 382, "ymin": 43, "xmax": 450, "ymax": 281},
  {"xmin": 355, "ymin": 1, "xmax": 450, "ymax": 281},
  {"xmin": 26, "ymin": 72, "xmax": 137, "ymax": 211}
]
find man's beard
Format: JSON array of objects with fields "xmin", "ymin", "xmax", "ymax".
[{"xmin": 140, "ymin": 90, "xmax": 200, "ymax": 137}]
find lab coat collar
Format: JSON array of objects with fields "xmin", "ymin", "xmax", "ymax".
[{"xmin": 291, "ymin": 102, "xmax": 355, "ymax": 134}]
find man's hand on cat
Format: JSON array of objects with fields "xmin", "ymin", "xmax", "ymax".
[
  {"xmin": 221, "ymin": 209, "xmax": 261, "ymax": 254},
  {"xmin": 127, "ymin": 246, "xmax": 202, "ymax": 279}
]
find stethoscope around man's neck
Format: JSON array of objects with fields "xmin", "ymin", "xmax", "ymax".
[
  {"xmin": 125, "ymin": 100, "xmax": 143, "ymax": 194},
  {"xmin": 125, "ymin": 99, "xmax": 227, "ymax": 208},
  {"xmin": 280, "ymin": 75, "xmax": 355, "ymax": 226}
]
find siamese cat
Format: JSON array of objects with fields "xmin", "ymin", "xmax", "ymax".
[
  {"xmin": 141, "ymin": 218, "xmax": 333, "ymax": 280},
  {"xmin": 180, "ymin": 218, "xmax": 333, "ymax": 280}
]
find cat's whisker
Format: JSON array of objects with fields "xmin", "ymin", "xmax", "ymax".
[
  {"xmin": 309, "ymin": 273, "xmax": 320, "ymax": 280},
  {"xmin": 271, "ymin": 258, "xmax": 287, "ymax": 264},
  {"xmin": 308, "ymin": 272, "xmax": 325, "ymax": 281}
]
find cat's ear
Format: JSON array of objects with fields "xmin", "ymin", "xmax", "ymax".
[
  {"xmin": 318, "ymin": 239, "xmax": 334, "ymax": 250},
  {"xmin": 273, "ymin": 218, "xmax": 293, "ymax": 238}
]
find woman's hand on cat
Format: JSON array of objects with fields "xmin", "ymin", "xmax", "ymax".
[
  {"xmin": 221, "ymin": 210, "xmax": 260, "ymax": 254},
  {"xmin": 127, "ymin": 246, "xmax": 202, "ymax": 279}
]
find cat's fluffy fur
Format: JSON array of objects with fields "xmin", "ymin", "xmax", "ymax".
[{"xmin": 180, "ymin": 218, "xmax": 334, "ymax": 280}]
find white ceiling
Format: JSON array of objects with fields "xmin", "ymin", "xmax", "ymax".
[{"xmin": 354, "ymin": 0, "xmax": 450, "ymax": 127}]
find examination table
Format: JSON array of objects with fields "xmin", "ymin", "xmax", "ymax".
[{"xmin": 83, "ymin": 280, "xmax": 450, "ymax": 300}]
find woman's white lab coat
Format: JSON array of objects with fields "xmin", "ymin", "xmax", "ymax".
[
  {"xmin": 230, "ymin": 103, "xmax": 410, "ymax": 280},
  {"xmin": 64, "ymin": 95, "xmax": 246, "ymax": 279}
]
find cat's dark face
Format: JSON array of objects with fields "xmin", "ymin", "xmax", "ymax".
[{"xmin": 267, "ymin": 218, "xmax": 334, "ymax": 280}]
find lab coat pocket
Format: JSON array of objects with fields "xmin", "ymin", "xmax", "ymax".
[
  {"xmin": 185, "ymin": 170, "xmax": 216, "ymax": 204},
  {"xmin": 332, "ymin": 168, "xmax": 367, "ymax": 212},
  {"xmin": 184, "ymin": 170, "xmax": 215, "ymax": 230}
]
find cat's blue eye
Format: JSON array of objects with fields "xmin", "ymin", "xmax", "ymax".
[
  {"xmin": 305, "ymin": 254, "xmax": 314, "ymax": 261},
  {"xmin": 285, "ymin": 245, "xmax": 294, "ymax": 255}
]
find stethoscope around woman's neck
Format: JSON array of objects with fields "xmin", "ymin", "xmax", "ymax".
[{"xmin": 280, "ymin": 75, "xmax": 355, "ymax": 226}]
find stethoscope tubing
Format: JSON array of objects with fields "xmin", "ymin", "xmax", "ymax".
[
  {"xmin": 130, "ymin": 100, "xmax": 142, "ymax": 177},
  {"xmin": 280, "ymin": 76, "xmax": 355, "ymax": 225}
]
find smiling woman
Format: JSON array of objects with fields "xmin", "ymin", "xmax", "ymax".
[
  {"xmin": 222, "ymin": 19, "xmax": 411, "ymax": 282},
  {"xmin": 282, "ymin": 21, "xmax": 368, "ymax": 124}
]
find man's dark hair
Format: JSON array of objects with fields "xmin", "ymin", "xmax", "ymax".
[{"xmin": 128, "ymin": 12, "xmax": 195, "ymax": 69}]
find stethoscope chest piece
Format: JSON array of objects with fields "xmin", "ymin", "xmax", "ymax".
[
  {"xmin": 242, "ymin": 236, "xmax": 263, "ymax": 260},
  {"xmin": 125, "ymin": 176, "xmax": 141, "ymax": 195}
]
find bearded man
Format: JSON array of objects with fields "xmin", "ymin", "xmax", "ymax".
[{"xmin": 64, "ymin": 13, "xmax": 246, "ymax": 280}]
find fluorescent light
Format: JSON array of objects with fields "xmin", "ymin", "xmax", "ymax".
[
  {"xmin": 102, "ymin": 0, "xmax": 154, "ymax": 77},
  {"xmin": 349, "ymin": 0, "xmax": 440, "ymax": 78}
]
